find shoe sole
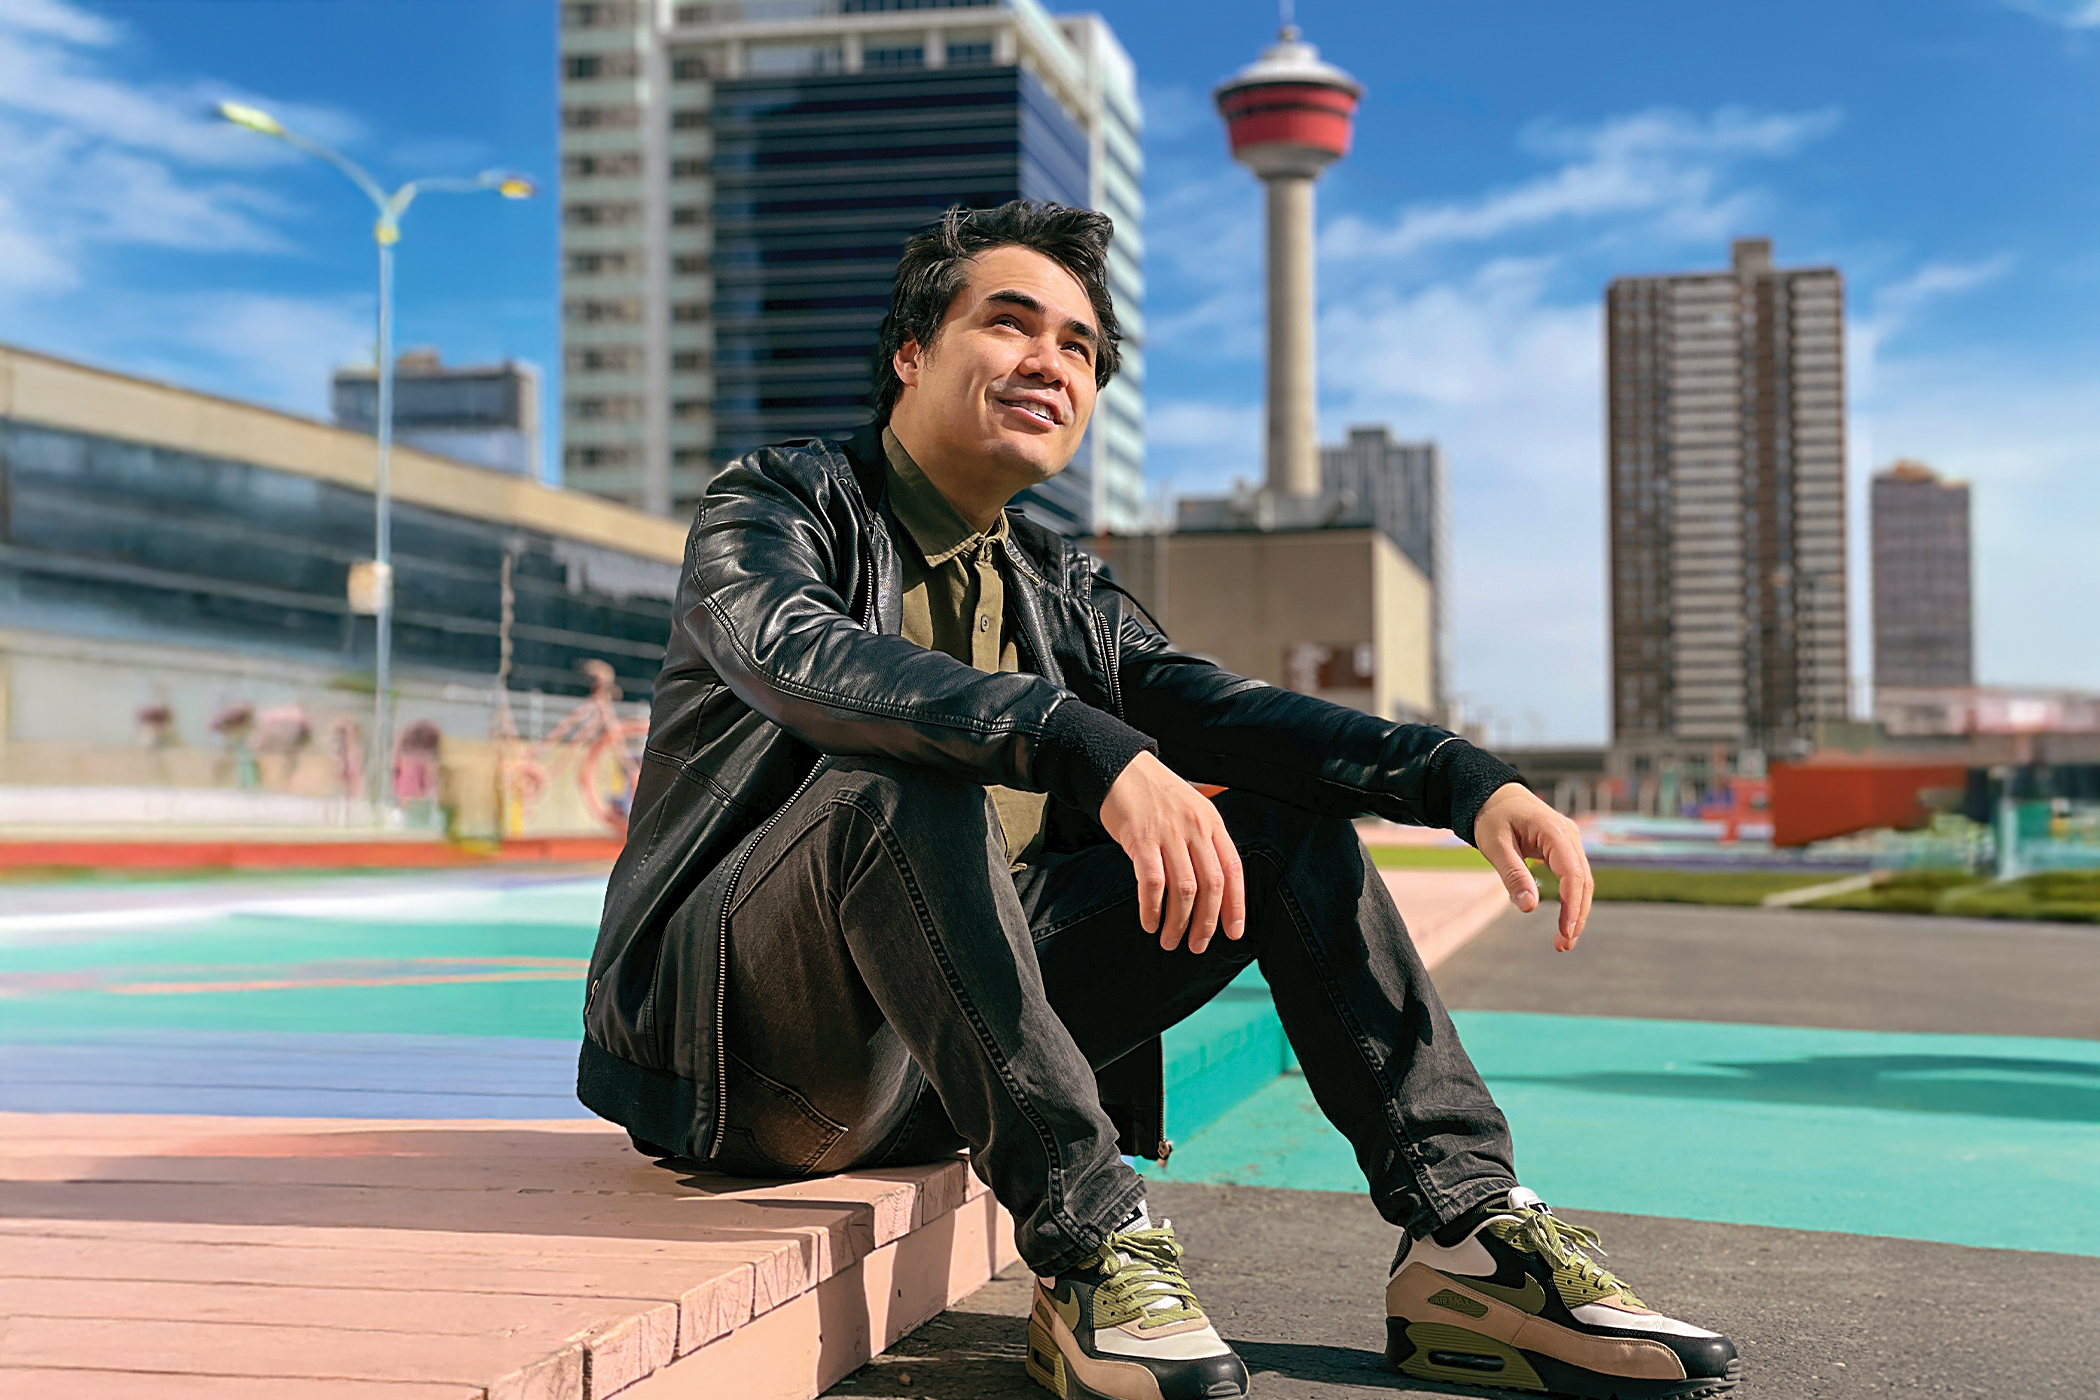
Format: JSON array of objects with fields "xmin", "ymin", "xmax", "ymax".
[
  {"xmin": 1026, "ymin": 1313, "xmax": 1125, "ymax": 1400},
  {"xmin": 1386, "ymin": 1317, "xmax": 1743, "ymax": 1399}
]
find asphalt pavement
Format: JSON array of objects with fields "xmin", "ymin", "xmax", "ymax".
[{"xmin": 825, "ymin": 900, "xmax": 2100, "ymax": 1399}]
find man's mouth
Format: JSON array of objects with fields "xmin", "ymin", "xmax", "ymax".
[{"xmin": 998, "ymin": 395, "xmax": 1061, "ymax": 427}]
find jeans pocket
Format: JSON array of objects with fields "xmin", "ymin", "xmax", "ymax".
[{"xmin": 719, "ymin": 1052, "xmax": 847, "ymax": 1175}]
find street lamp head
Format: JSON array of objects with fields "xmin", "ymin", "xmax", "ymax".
[
  {"xmin": 216, "ymin": 100, "xmax": 285, "ymax": 136},
  {"xmin": 495, "ymin": 176, "xmax": 536, "ymax": 200}
]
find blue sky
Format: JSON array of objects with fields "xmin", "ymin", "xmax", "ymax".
[{"xmin": 2, "ymin": 0, "xmax": 2095, "ymax": 743}]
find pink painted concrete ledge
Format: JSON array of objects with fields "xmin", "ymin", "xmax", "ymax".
[{"xmin": 0, "ymin": 1113, "xmax": 1016, "ymax": 1399}]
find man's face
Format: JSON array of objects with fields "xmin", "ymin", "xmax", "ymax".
[{"xmin": 890, "ymin": 244, "xmax": 1101, "ymax": 487}]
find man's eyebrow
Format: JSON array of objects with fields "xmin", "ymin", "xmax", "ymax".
[{"xmin": 983, "ymin": 288, "xmax": 1097, "ymax": 345}]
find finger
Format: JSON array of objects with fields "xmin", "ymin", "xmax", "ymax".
[
  {"xmin": 1544, "ymin": 828, "xmax": 1593, "ymax": 951},
  {"xmin": 1132, "ymin": 842, "xmax": 1165, "ymax": 936},
  {"xmin": 1216, "ymin": 826, "xmax": 1247, "ymax": 940},
  {"xmin": 1159, "ymin": 841, "xmax": 1198, "ymax": 952},
  {"xmin": 1481, "ymin": 823, "xmax": 1539, "ymax": 914},
  {"xmin": 1187, "ymin": 833, "xmax": 1225, "ymax": 954}
]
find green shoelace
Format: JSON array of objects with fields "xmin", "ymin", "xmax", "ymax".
[
  {"xmin": 1485, "ymin": 1207, "xmax": 1645, "ymax": 1309},
  {"xmin": 1088, "ymin": 1226, "xmax": 1206, "ymax": 1330}
]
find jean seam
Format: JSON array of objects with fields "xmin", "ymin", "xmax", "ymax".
[
  {"xmin": 723, "ymin": 1051, "xmax": 848, "ymax": 1173},
  {"xmin": 1026, "ymin": 886, "xmax": 1132, "ymax": 942},
  {"xmin": 834, "ymin": 789, "xmax": 1114, "ymax": 1262},
  {"xmin": 1253, "ymin": 841, "xmax": 1459, "ymax": 1223}
]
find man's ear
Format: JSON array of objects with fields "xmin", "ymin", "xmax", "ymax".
[{"xmin": 893, "ymin": 337, "xmax": 923, "ymax": 389}]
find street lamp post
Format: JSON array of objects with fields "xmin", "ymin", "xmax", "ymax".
[{"xmin": 216, "ymin": 102, "xmax": 532, "ymax": 825}]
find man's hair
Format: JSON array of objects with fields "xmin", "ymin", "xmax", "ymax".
[{"xmin": 870, "ymin": 200, "xmax": 1122, "ymax": 423}]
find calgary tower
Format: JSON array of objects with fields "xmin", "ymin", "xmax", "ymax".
[{"xmin": 1215, "ymin": 15, "xmax": 1362, "ymax": 499}]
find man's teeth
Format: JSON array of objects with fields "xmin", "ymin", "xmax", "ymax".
[{"xmin": 1009, "ymin": 400, "xmax": 1053, "ymax": 423}]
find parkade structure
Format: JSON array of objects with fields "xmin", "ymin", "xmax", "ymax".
[{"xmin": 0, "ymin": 342, "xmax": 685, "ymax": 847}]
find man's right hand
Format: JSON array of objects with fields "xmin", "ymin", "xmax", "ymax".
[{"xmin": 1099, "ymin": 751, "xmax": 1246, "ymax": 954}]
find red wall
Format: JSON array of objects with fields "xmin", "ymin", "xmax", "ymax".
[{"xmin": 1768, "ymin": 762, "xmax": 1970, "ymax": 848}]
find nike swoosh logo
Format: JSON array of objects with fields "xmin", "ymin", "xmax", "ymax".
[
  {"xmin": 1052, "ymin": 1288, "xmax": 1083, "ymax": 1332},
  {"xmin": 1437, "ymin": 1270, "xmax": 1546, "ymax": 1315}
]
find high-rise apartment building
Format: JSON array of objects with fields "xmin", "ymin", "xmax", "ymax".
[
  {"xmin": 1320, "ymin": 425, "xmax": 1446, "ymax": 715},
  {"xmin": 556, "ymin": 0, "xmax": 1145, "ymax": 533},
  {"xmin": 1607, "ymin": 237, "xmax": 1848, "ymax": 769},
  {"xmin": 1871, "ymin": 459, "xmax": 1973, "ymax": 689}
]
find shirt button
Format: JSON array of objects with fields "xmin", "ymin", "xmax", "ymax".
[{"xmin": 978, "ymin": 614, "xmax": 992, "ymax": 632}]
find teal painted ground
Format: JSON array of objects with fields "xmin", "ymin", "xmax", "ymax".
[
  {"xmin": 0, "ymin": 878, "xmax": 603, "ymax": 1040},
  {"xmin": 1156, "ymin": 1009, "xmax": 2100, "ymax": 1257}
]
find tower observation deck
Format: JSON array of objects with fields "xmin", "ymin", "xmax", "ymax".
[{"xmin": 1215, "ymin": 24, "xmax": 1361, "ymax": 498}]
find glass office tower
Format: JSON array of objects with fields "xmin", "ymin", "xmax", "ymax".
[{"xmin": 558, "ymin": 0, "xmax": 1146, "ymax": 535}]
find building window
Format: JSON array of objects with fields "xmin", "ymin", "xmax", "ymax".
[
  {"xmin": 672, "ymin": 254, "xmax": 707, "ymax": 275},
  {"xmin": 569, "ymin": 396, "xmax": 644, "ymax": 421},
  {"xmin": 672, "ymin": 350, "xmax": 710, "ymax": 371},
  {"xmin": 672, "ymin": 108, "xmax": 707, "ymax": 129},
  {"xmin": 865, "ymin": 45, "xmax": 925, "ymax": 69},
  {"xmin": 562, "ymin": 1, "xmax": 635, "ymax": 28},
  {"xmin": 671, "ymin": 206, "xmax": 704, "ymax": 226},
  {"xmin": 672, "ymin": 303, "xmax": 708, "ymax": 323},
  {"xmin": 945, "ymin": 42, "xmax": 994, "ymax": 66},
  {"xmin": 565, "ymin": 52, "xmax": 639, "ymax": 80},
  {"xmin": 564, "ymin": 298, "xmax": 643, "ymax": 324},
  {"xmin": 567, "ymin": 251, "xmax": 638, "ymax": 275},
  {"xmin": 561, "ymin": 105, "xmax": 639, "ymax": 129},
  {"xmin": 745, "ymin": 41, "xmax": 844, "ymax": 76},
  {"xmin": 563, "ymin": 152, "xmax": 641, "ymax": 178},
  {"xmin": 671, "ymin": 54, "xmax": 712, "ymax": 80},
  {"xmin": 670, "ymin": 157, "xmax": 707, "ymax": 178},
  {"xmin": 569, "ymin": 347, "xmax": 642, "ymax": 372},
  {"xmin": 565, "ymin": 445, "xmax": 637, "ymax": 468},
  {"xmin": 674, "ymin": 399, "xmax": 709, "ymax": 420},
  {"xmin": 563, "ymin": 202, "xmax": 640, "ymax": 227}
]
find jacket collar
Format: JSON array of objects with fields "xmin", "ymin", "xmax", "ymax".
[
  {"xmin": 841, "ymin": 421, "xmax": 889, "ymax": 508},
  {"xmin": 839, "ymin": 419, "xmax": 1073, "ymax": 593}
]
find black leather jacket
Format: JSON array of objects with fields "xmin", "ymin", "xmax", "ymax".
[{"xmin": 577, "ymin": 423, "xmax": 1519, "ymax": 1161}]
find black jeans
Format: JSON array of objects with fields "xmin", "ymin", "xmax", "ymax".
[{"xmin": 712, "ymin": 755, "xmax": 1517, "ymax": 1275}]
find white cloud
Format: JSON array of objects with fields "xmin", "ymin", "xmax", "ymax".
[
  {"xmin": 1322, "ymin": 107, "xmax": 1840, "ymax": 263},
  {"xmin": 1999, "ymin": 0, "xmax": 2100, "ymax": 28},
  {"xmin": 0, "ymin": 0, "xmax": 116, "ymax": 45},
  {"xmin": 0, "ymin": 0, "xmax": 378, "ymax": 410}
]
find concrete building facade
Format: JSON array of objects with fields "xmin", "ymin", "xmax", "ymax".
[
  {"xmin": 1321, "ymin": 425, "xmax": 1447, "ymax": 716},
  {"xmin": 556, "ymin": 0, "xmax": 1146, "ymax": 533},
  {"xmin": 1606, "ymin": 236, "xmax": 1849, "ymax": 777},
  {"xmin": 1871, "ymin": 458, "xmax": 1973, "ymax": 690},
  {"xmin": 1096, "ymin": 527, "xmax": 1435, "ymax": 725}
]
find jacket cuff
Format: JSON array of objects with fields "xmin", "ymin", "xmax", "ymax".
[
  {"xmin": 1036, "ymin": 698, "xmax": 1156, "ymax": 815},
  {"xmin": 1430, "ymin": 739, "xmax": 1525, "ymax": 847}
]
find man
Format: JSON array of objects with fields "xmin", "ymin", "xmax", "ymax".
[{"xmin": 580, "ymin": 201, "xmax": 1738, "ymax": 1400}]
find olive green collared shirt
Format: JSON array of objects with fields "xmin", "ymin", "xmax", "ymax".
[{"xmin": 881, "ymin": 427, "xmax": 1048, "ymax": 867}]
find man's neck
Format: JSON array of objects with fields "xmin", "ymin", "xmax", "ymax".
[{"xmin": 885, "ymin": 418, "xmax": 1013, "ymax": 535}]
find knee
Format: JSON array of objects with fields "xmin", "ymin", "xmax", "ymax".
[
  {"xmin": 825, "ymin": 755, "xmax": 993, "ymax": 838},
  {"xmin": 1217, "ymin": 789, "xmax": 1358, "ymax": 867}
]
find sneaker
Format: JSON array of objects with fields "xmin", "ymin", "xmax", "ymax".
[
  {"xmin": 1386, "ymin": 1189, "xmax": 1740, "ymax": 1398},
  {"xmin": 1027, "ymin": 1219, "xmax": 1249, "ymax": 1400}
]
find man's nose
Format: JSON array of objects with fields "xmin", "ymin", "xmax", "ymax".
[{"xmin": 1016, "ymin": 333, "xmax": 1067, "ymax": 385}]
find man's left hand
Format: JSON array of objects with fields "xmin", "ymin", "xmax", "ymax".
[{"xmin": 1472, "ymin": 783, "xmax": 1593, "ymax": 952}]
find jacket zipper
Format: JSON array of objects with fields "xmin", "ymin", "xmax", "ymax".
[
  {"xmin": 707, "ymin": 536, "xmax": 878, "ymax": 1159},
  {"xmin": 1091, "ymin": 600, "xmax": 1125, "ymax": 719},
  {"xmin": 1094, "ymin": 584, "xmax": 1161, "ymax": 1152}
]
